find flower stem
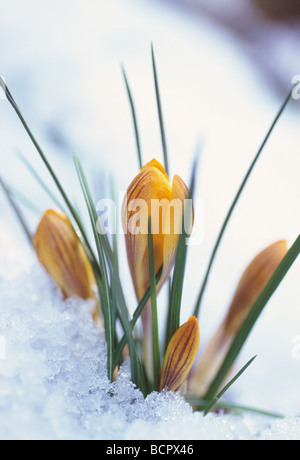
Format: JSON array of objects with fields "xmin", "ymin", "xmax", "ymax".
[{"xmin": 148, "ymin": 216, "xmax": 161, "ymax": 390}]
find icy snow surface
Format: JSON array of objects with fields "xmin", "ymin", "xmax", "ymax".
[
  {"xmin": 0, "ymin": 0, "xmax": 299, "ymax": 440},
  {"xmin": 0, "ymin": 234, "xmax": 299, "ymax": 440}
]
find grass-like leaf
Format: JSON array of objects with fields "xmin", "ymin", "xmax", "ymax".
[
  {"xmin": 193, "ymin": 87, "xmax": 295, "ymax": 319},
  {"xmin": 203, "ymin": 234, "xmax": 300, "ymax": 401},
  {"xmin": 164, "ymin": 159, "xmax": 197, "ymax": 353},
  {"xmin": 102, "ymin": 238, "xmax": 147, "ymax": 395},
  {"xmin": 74, "ymin": 155, "xmax": 146, "ymax": 393},
  {"xmin": 184, "ymin": 395, "xmax": 284, "ymax": 419},
  {"xmin": 0, "ymin": 176, "xmax": 33, "ymax": 245},
  {"xmin": 17, "ymin": 150, "xmax": 66, "ymax": 213},
  {"xmin": 203, "ymin": 355, "xmax": 257, "ymax": 415},
  {"xmin": 109, "ymin": 176, "xmax": 119, "ymax": 273},
  {"xmin": 151, "ymin": 44, "xmax": 170, "ymax": 177},
  {"xmin": 113, "ymin": 267, "xmax": 162, "ymax": 370},
  {"xmin": 73, "ymin": 154, "xmax": 114, "ymax": 381},
  {"xmin": 4, "ymin": 183, "xmax": 43, "ymax": 217},
  {"xmin": 0, "ymin": 77, "xmax": 99, "ymax": 274},
  {"xmin": 122, "ymin": 66, "xmax": 143, "ymax": 170}
]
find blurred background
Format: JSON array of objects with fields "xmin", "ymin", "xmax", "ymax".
[{"xmin": 0, "ymin": 0, "xmax": 299, "ymax": 413}]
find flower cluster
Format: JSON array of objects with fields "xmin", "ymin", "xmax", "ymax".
[
  {"xmin": 1, "ymin": 68, "xmax": 297, "ymax": 412},
  {"xmin": 33, "ymin": 158, "xmax": 287, "ymax": 397}
]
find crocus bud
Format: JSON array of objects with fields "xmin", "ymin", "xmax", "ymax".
[
  {"xmin": 122, "ymin": 159, "xmax": 192, "ymax": 380},
  {"xmin": 159, "ymin": 316, "xmax": 200, "ymax": 392},
  {"xmin": 122, "ymin": 158, "xmax": 192, "ymax": 303},
  {"xmin": 188, "ymin": 240, "xmax": 288, "ymax": 395},
  {"xmin": 33, "ymin": 209, "xmax": 97, "ymax": 302}
]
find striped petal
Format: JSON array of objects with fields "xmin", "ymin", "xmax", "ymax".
[
  {"xmin": 188, "ymin": 240, "xmax": 288, "ymax": 395},
  {"xmin": 122, "ymin": 159, "xmax": 190, "ymax": 302},
  {"xmin": 159, "ymin": 174, "xmax": 192, "ymax": 293},
  {"xmin": 33, "ymin": 209, "xmax": 97, "ymax": 302},
  {"xmin": 223, "ymin": 239, "xmax": 288, "ymax": 336},
  {"xmin": 159, "ymin": 316, "xmax": 200, "ymax": 392}
]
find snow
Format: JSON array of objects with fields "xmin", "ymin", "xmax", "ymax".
[
  {"xmin": 0, "ymin": 250, "xmax": 299, "ymax": 440},
  {"xmin": 0, "ymin": 0, "xmax": 299, "ymax": 440}
]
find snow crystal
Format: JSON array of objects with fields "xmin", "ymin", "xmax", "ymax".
[{"xmin": 0, "ymin": 259, "xmax": 298, "ymax": 440}]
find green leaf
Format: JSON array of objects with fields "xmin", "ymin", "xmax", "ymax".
[
  {"xmin": 193, "ymin": 87, "xmax": 295, "ymax": 318},
  {"xmin": 5, "ymin": 183, "xmax": 43, "ymax": 217},
  {"xmin": 0, "ymin": 176, "xmax": 33, "ymax": 245},
  {"xmin": 122, "ymin": 66, "xmax": 143, "ymax": 170},
  {"xmin": 113, "ymin": 267, "xmax": 162, "ymax": 370},
  {"xmin": 0, "ymin": 77, "xmax": 100, "ymax": 276},
  {"xmin": 17, "ymin": 151, "xmax": 66, "ymax": 213},
  {"xmin": 103, "ymin": 239, "xmax": 147, "ymax": 395},
  {"xmin": 73, "ymin": 154, "xmax": 114, "ymax": 382},
  {"xmin": 203, "ymin": 234, "xmax": 300, "ymax": 401},
  {"xmin": 203, "ymin": 355, "xmax": 257, "ymax": 415},
  {"xmin": 74, "ymin": 156, "xmax": 145, "ymax": 394},
  {"xmin": 184, "ymin": 395, "xmax": 284, "ymax": 419},
  {"xmin": 151, "ymin": 44, "xmax": 169, "ymax": 177},
  {"xmin": 164, "ymin": 159, "xmax": 197, "ymax": 353}
]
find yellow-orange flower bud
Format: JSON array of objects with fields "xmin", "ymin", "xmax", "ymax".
[
  {"xmin": 159, "ymin": 316, "xmax": 200, "ymax": 392},
  {"xmin": 159, "ymin": 316, "xmax": 200, "ymax": 391},
  {"xmin": 122, "ymin": 159, "xmax": 193, "ymax": 381},
  {"xmin": 188, "ymin": 240, "xmax": 288, "ymax": 395},
  {"xmin": 122, "ymin": 158, "xmax": 191, "ymax": 303},
  {"xmin": 223, "ymin": 240, "xmax": 288, "ymax": 337},
  {"xmin": 33, "ymin": 209, "xmax": 97, "ymax": 302}
]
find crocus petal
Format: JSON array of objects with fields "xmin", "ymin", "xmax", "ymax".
[
  {"xmin": 122, "ymin": 159, "xmax": 193, "ymax": 383},
  {"xmin": 122, "ymin": 159, "xmax": 172, "ymax": 302},
  {"xmin": 159, "ymin": 316, "xmax": 200, "ymax": 392},
  {"xmin": 122, "ymin": 159, "xmax": 191, "ymax": 302},
  {"xmin": 223, "ymin": 240, "xmax": 288, "ymax": 336},
  {"xmin": 188, "ymin": 240, "xmax": 288, "ymax": 395},
  {"xmin": 159, "ymin": 174, "xmax": 192, "ymax": 292},
  {"xmin": 33, "ymin": 209, "xmax": 96, "ymax": 301}
]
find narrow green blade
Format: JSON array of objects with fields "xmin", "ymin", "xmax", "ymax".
[
  {"xmin": 184, "ymin": 395, "xmax": 284, "ymax": 419},
  {"xmin": 0, "ymin": 77, "xmax": 99, "ymax": 275},
  {"xmin": 122, "ymin": 66, "xmax": 143, "ymax": 169},
  {"xmin": 17, "ymin": 151, "xmax": 66, "ymax": 212},
  {"xmin": 74, "ymin": 156, "xmax": 145, "ymax": 389},
  {"xmin": 164, "ymin": 159, "xmax": 197, "ymax": 352},
  {"xmin": 6, "ymin": 183, "xmax": 43, "ymax": 216},
  {"xmin": 203, "ymin": 355, "xmax": 257, "ymax": 415},
  {"xmin": 113, "ymin": 267, "xmax": 162, "ymax": 369},
  {"xmin": 193, "ymin": 87, "xmax": 295, "ymax": 318},
  {"xmin": 203, "ymin": 234, "xmax": 300, "ymax": 401},
  {"xmin": 0, "ymin": 176, "xmax": 33, "ymax": 245},
  {"xmin": 73, "ymin": 154, "xmax": 114, "ymax": 382},
  {"xmin": 151, "ymin": 44, "xmax": 169, "ymax": 177}
]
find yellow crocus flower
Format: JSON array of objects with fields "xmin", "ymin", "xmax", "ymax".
[
  {"xmin": 122, "ymin": 158, "xmax": 191, "ymax": 303},
  {"xmin": 122, "ymin": 159, "xmax": 192, "ymax": 379}
]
